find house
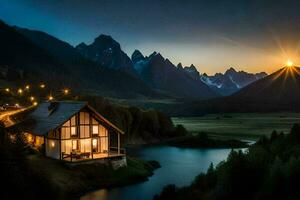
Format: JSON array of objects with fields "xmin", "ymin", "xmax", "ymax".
[{"xmin": 25, "ymin": 101, "xmax": 126, "ymax": 163}]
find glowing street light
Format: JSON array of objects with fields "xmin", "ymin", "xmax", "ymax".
[
  {"xmin": 48, "ymin": 95, "xmax": 54, "ymax": 101},
  {"xmin": 5, "ymin": 88, "xmax": 10, "ymax": 92},
  {"xmin": 25, "ymin": 85, "xmax": 30, "ymax": 90},
  {"xmin": 40, "ymin": 84, "xmax": 45, "ymax": 89},
  {"xmin": 30, "ymin": 96, "xmax": 35, "ymax": 101},
  {"xmin": 33, "ymin": 102, "xmax": 38, "ymax": 106},
  {"xmin": 63, "ymin": 89, "xmax": 69, "ymax": 95},
  {"xmin": 17, "ymin": 89, "xmax": 23, "ymax": 94}
]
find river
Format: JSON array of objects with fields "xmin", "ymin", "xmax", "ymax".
[{"xmin": 81, "ymin": 146, "xmax": 233, "ymax": 200}]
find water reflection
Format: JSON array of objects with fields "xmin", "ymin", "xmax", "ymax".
[{"xmin": 81, "ymin": 146, "xmax": 232, "ymax": 200}]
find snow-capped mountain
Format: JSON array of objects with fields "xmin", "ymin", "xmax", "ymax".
[
  {"xmin": 183, "ymin": 65, "xmax": 267, "ymax": 96},
  {"xmin": 131, "ymin": 50, "xmax": 219, "ymax": 99}
]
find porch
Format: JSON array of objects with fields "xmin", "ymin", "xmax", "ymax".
[{"xmin": 61, "ymin": 147, "xmax": 126, "ymax": 162}]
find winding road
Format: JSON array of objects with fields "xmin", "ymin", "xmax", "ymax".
[{"xmin": 0, "ymin": 107, "xmax": 30, "ymax": 127}]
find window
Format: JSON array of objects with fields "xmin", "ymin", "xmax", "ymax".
[
  {"xmin": 80, "ymin": 125, "xmax": 90, "ymax": 138},
  {"xmin": 92, "ymin": 138, "xmax": 98, "ymax": 152},
  {"xmin": 92, "ymin": 117, "xmax": 98, "ymax": 125},
  {"xmin": 80, "ymin": 112, "xmax": 90, "ymax": 125},
  {"xmin": 71, "ymin": 127, "xmax": 76, "ymax": 136},
  {"xmin": 61, "ymin": 127, "xmax": 70, "ymax": 139},
  {"xmin": 92, "ymin": 125, "xmax": 98, "ymax": 135},
  {"xmin": 99, "ymin": 125, "xmax": 108, "ymax": 137},
  {"xmin": 70, "ymin": 116, "xmax": 76, "ymax": 126},
  {"xmin": 72, "ymin": 140, "xmax": 78, "ymax": 150}
]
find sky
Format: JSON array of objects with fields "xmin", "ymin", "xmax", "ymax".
[{"xmin": 1, "ymin": 0, "xmax": 300, "ymax": 75}]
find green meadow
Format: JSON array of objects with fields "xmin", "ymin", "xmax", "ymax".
[{"xmin": 172, "ymin": 113, "xmax": 300, "ymax": 141}]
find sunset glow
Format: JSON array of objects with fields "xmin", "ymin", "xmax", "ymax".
[{"xmin": 286, "ymin": 60, "xmax": 294, "ymax": 67}]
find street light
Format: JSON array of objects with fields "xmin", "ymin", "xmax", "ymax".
[
  {"xmin": 48, "ymin": 95, "xmax": 54, "ymax": 101},
  {"xmin": 63, "ymin": 89, "xmax": 69, "ymax": 94}
]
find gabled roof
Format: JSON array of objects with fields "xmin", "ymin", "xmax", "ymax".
[{"xmin": 27, "ymin": 101, "xmax": 124, "ymax": 136}]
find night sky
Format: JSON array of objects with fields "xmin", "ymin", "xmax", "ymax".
[{"xmin": 2, "ymin": 0, "xmax": 300, "ymax": 74}]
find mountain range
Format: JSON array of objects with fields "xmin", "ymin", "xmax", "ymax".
[
  {"xmin": 183, "ymin": 65, "xmax": 267, "ymax": 95},
  {"xmin": 1, "ymin": 19, "xmax": 267, "ymax": 101},
  {"xmin": 170, "ymin": 66, "xmax": 300, "ymax": 116}
]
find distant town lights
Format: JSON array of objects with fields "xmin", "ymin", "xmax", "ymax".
[
  {"xmin": 63, "ymin": 89, "xmax": 69, "ymax": 94},
  {"xmin": 33, "ymin": 102, "xmax": 38, "ymax": 106},
  {"xmin": 30, "ymin": 96, "xmax": 35, "ymax": 101},
  {"xmin": 5, "ymin": 88, "xmax": 10, "ymax": 92},
  {"xmin": 25, "ymin": 85, "xmax": 30, "ymax": 90},
  {"xmin": 48, "ymin": 95, "xmax": 54, "ymax": 101},
  {"xmin": 17, "ymin": 89, "xmax": 23, "ymax": 94},
  {"xmin": 40, "ymin": 84, "xmax": 45, "ymax": 88}
]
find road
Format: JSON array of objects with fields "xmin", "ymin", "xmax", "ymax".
[{"xmin": 0, "ymin": 107, "xmax": 31, "ymax": 127}]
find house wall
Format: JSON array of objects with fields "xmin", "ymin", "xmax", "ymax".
[
  {"xmin": 45, "ymin": 139, "xmax": 60, "ymax": 159},
  {"xmin": 59, "ymin": 111, "xmax": 109, "ymax": 156}
]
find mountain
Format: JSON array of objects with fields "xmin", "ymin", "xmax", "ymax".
[
  {"xmin": 75, "ymin": 34, "xmax": 136, "ymax": 75},
  {"xmin": 131, "ymin": 51, "xmax": 219, "ymax": 99},
  {"xmin": 170, "ymin": 66, "xmax": 300, "ymax": 116},
  {"xmin": 232, "ymin": 66, "xmax": 300, "ymax": 103},
  {"xmin": 183, "ymin": 65, "xmax": 267, "ymax": 95},
  {"xmin": 183, "ymin": 64, "xmax": 200, "ymax": 80},
  {"xmin": 0, "ymin": 21, "xmax": 157, "ymax": 98}
]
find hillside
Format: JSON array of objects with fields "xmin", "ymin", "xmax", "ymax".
[
  {"xmin": 0, "ymin": 20, "xmax": 158, "ymax": 99},
  {"xmin": 170, "ymin": 66, "xmax": 300, "ymax": 116}
]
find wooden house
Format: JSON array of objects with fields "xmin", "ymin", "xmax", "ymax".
[{"xmin": 25, "ymin": 101, "xmax": 125, "ymax": 162}]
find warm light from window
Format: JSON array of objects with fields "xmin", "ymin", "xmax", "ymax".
[
  {"xmin": 25, "ymin": 85, "xmax": 30, "ymax": 90},
  {"xmin": 17, "ymin": 89, "xmax": 23, "ymax": 94},
  {"xmin": 50, "ymin": 141, "xmax": 55, "ymax": 147},
  {"xmin": 15, "ymin": 103, "xmax": 19, "ymax": 107},
  {"xmin": 5, "ymin": 88, "xmax": 9, "ymax": 92},
  {"xmin": 93, "ymin": 125, "xmax": 98, "ymax": 134},
  {"xmin": 40, "ymin": 84, "xmax": 45, "ymax": 88},
  {"xmin": 30, "ymin": 96, "xmax": 35, "ymax": 101},
  {"xmin": 72, "ymin": 140, "xmax": 77, "ymax": 150},
  {"xmin": 33, "ymin": 102, "xmax": 38, "ymax": 106},
  {"xmin": 92, "ymin": 138, "xmax": 97, "ymax": 148},
  {"xmin": 48, "ymin": 95, "xmax": 54, "ymax": 101},
  {"xmin": 71, "ymin": 127, "xmax": 76, "ymax": 135}
]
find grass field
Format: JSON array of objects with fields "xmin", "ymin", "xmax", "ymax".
[{"xmin": 172, "ymin": 113, "xmax": 300, "ymax": 141}]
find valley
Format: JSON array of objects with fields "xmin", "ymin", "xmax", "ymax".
[
  {"xmin": 2, "ymin": 2, "xmax": 300, "ymax": 200},
  {"xmin": 173, "ymin": 113, "xmax": 300, "ymax": 140}
]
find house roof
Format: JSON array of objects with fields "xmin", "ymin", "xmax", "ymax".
[{"xmin": 27, "ymin": 101, "xmax": 124, "ymax": 136}]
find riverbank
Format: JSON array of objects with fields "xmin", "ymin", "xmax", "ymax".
[
  {"xmin": 168, "ymin": 132, "xmax": 248, "ymax": 148},
  {"xmin": 126, "ymin": 133, "xmax": 248, "ymax": 149},
  {"xmin": 26, "ymin": 154, "xmax": 160, "ymax": 199}
]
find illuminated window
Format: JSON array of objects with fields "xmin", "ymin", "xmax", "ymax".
[
  {"xmin": 50, "ymin": 141, "xmax": 55, "ymax": 147},
  {"xmin": 72, "ymin": 140, "xmax": 78, "ymax": 150},
  {"xmin": 99, "ymin": 125, "xmax": 108, "ymax": 137},
  {"xmin": 80, "ymin": 112, "xmax": 90, "ymax": 125},
  {"xmin": 92, "ymin": 125, "xmax": 98, "ymax": 135},
  {"xmin": 92, "ymin": 138, "xmax": 98, "ymax": 152},
  {"xmin": 71, "ymin": 127, "xmax": 76, "ymax": 136}
]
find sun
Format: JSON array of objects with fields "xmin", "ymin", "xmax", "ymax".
[{"xmin": 286, "ymin": 60, "xmax": 294, "ymax": 67}]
